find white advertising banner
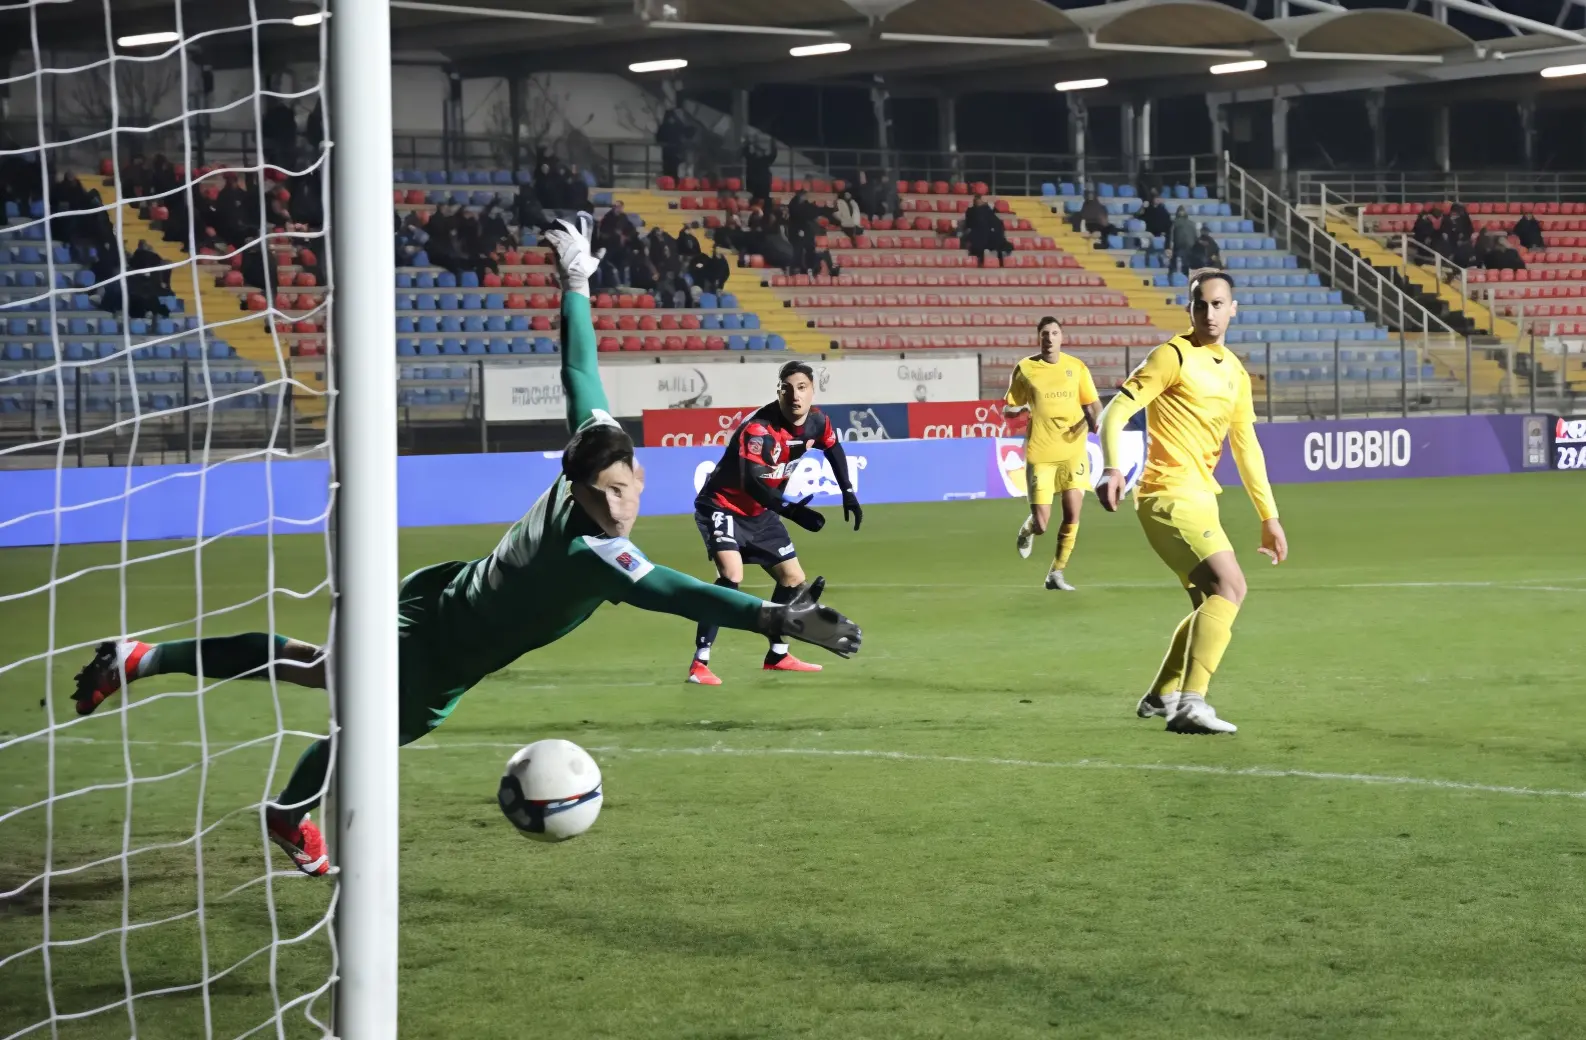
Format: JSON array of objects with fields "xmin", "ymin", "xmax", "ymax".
[{"xmin": 482, "ymin": 356, "xmax": 980, "ymax": 422}]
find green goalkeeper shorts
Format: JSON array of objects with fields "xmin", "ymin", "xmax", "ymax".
[{"xmin": 396, "ymin": 560, "xmax": 475, "ymax": 745}]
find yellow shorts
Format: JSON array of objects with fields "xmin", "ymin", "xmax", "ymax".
[
  {"xmin": 1135, "ymin": 491, "xmax": 1233, "ymax": 585},
  {"xmin": 1025, "ymin": 456, "xmax": 1090, "ymax": 506}
]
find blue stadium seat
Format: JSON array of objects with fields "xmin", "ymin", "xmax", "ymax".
[
  {"xmin": 438, "ymin": 293, "xmax": 459, "ymax": 310},
  {"xmin": 485, "ymin": 292, "xmax": 505, "ymax": 309},
  {"xmin": 440, "ymin": 316, "xmax": 462, "ymax": 333},
  {"xmin": 418, "ymin": 339, "xmax": 440, "ymax": 356},
  {"xmin": 437, "ymin": 272, "xmax": 457, "ymax": 288},
  {"xmin": 488, "ymin": 338, "xmax": 510, "ymax": 354},
  {"xmin": 462, "ymin": 293, "xmax": 482, "ymax": 309},
  {"xmin": 397, "ymin": 316, "xmax": 415, "ymax": 333},
  {"xmin": 486, "ymin": 315, "xmax": 507, "ymax": 333},
  {"xmin": 509, "ymin": 338, "xmax": 533, "ymax": 354},
  {"xmin": 460, "ymin": 271, "xmax": 480, "ymax": 288},
  {"xmin": 727, "ymin": 335, "xmax": 747, "ymax": 351},
  {"xmin": 533, "ymin": 337, "xmax": 556, "ymax": 354},
  {"xmin": 1041, "ymin": 182, "xmax": 1057, "ymax": 196},
  {"xmin": 463, "ymin": 316, "xmax": 485, "ymax": 333},
  {"xmin": 441, "ymin": 338, "xmax": 464, "ymax": 355},
  {"xmin": 397, "ymin": 339, "xmax": 417, "ymax": 357}
]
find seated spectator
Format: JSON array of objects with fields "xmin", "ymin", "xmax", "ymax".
[
  {"xmin": 1187, "ymin": 226, "xmax": 1221, "ymax": 271},
  {"xmin": 689, "ymin": 244, "xmax": 730, "ymax": 297},
  {"xmin": 1168, "ymin": 206, "xmax": 1197, "ymax": 275},
  {"xmin": 1441, "ymin": 202, "xmax": 1473, "ymax": 242},
  {"xmin": 834, "ymin": 189, "xmax": 863, "ymax": 240},
  {"xmin": 597, "ymin": 200, "xmax": 629, "ymax": 243},
  {"xmin": 1450, "ymin": 232, "xmax": 1477, "ymax": 269},
  {"xmin": 677, "ymin": 222, "xmax": 701, "ymax": 260},
  {"xmin": 1412, "ymin": 208, "xmax": 1439, "ymax": 248},
  {"xmin": 1140, "ymin": 191, "xmax": 1173, "ymax": 238},
  {"xmin": 1512, "ymin": 209, "xmax": 1545, "ymax": 251},
  {"xmin": 962, "ymin": 195, "xmax": 1011, "ymax": 267},
  {"xmin": 1476, "ymin": 229, "xmax": 1524, "ymax": 271},
  {"xmin": 1073, "ymin": 189, "xmax": 1120, "ymax": 240},
  {"xmin": 480, "ymin": 203, "xmax": 516, "ymax": 252},
  {"xmin": 564, "ymin": 164, "xmax": 591, "ymax": 214}
]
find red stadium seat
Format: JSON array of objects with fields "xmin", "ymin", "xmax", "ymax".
[
  {"xmin": 296, "ymin": 272, "xmax": 317, "ymax": 287},
  {"xmin": 598, "ymin": 336, "xmax": 619, "ymax": 352},
  {"xmin": 912, "ymin": 180, "xmax": 929, "ymax": 194},
  {"xmin": 222, "ymin": 270, "xmax": 244, "ymax": 288},
  {"xmin": 656, "ymin": 176, "xmax": 676, "ymax": 190},
  {"xmin": 684, "ymin": 335, "xmax": 705, "ymax": 350},
  {"xmin": 482, "ymin": 272, "xmax": 501, "ymax": 288},
  {"xmin": 724, "ymin": 177, "xmax": 742, "ymax": 192},
  {"xmin": 643, "ymin": 335, "xmax": 662, "ymax": 351},
  {"xmin": 638, "ymin": 294, "xmax": 656, "ymax": 309},
  {"xmin": 931, "ymin": 180, "xmax": 949, "ymax": 194},
  {"xmin": 620, "ymin": 336, "xmax": 642, "ymax": 351},
  {"xmin": 679, "ymin": 177, "xmax": 699, "ymax": 192},
  {"xmin": 638, "ymin": 315, "xmax": 659, "ymax": 331},
  {"xmin": 502, "ymin": 274, "xmax": 524, "ymax": 288},
  {"xmin": 664, "ymin": 335, "xmax": 685, "ymax": 350}
]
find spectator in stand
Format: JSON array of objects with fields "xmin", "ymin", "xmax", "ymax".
[
  {"xmin": 423, "ymin": 200, "xmax": 463, "ymax": 275},
  {"xmin": 534, "ymin": 161, "xmax": 563, "ymax": 212},
  {"xmin": 689, "ymin": 243, "xmax": 730, "ymax": 297},
  {"xmin": 1074, "ymin": 189, "xmax": 1120, "ymax": 240},
  {"xmin": 564, "ymin": 164, "xmax": 591, "ymax": 213},
  {"xmin": 1187, "ymin": 225, "xmax": 1221, "ymax": 271},
  {"xmin": 743, "ymin": 136, "xmax": 777, "ymax": 203},
  {"xmin": 1476, "ymin": 229, "xmax": 1524, "ymax": 271},
  {"xmin": 677, "ymin": 222, "xmax": 701, "ymax": 261},
  {"xmin": 1513, "ymin": 208, "xmax": 1545, "ymax": 251},
  {"xmin": 717, "ymin": 206, "xmax": 751, "ymax": 259},
  {"xmin": 120, "ymin": 154, "xmax": 150, "ymax": 197},
  {"xmin": 834, "ymin": 188, "xmax": 864, "ymax": 241},
  {"xmin": 262, "ymin": 101, "xmax": 299, "ymax": 172},
  {"xmin": 1168, "ymin": 206, "xmax": 1198, "ymax": 275},
  {"xmin": 1412, "ymin": 207, "xmax": 1439, "ymax": 249},
  {"xmin": 657, "ymin": 108, "xmax": 690, "ymax": 180},
  {"xmin": 480, "ymin": 203, "xmax": 516, "ymax": 252},
  {"xmin": 266, "ymin": 190, "xmax": 295, "ymax": 230},
  {"xmin": 1140, "ymin": 190, "xmax": 1173, "ymax": 238},
  {"xmin": 597, "ymin": 199, "xmax": 629, "ymax": 242},
  {"xmin": 853, "ymin": 170, "xmax": 881, "ymax": 220},
  {"xmin": 786, "ymin": 189, "xmax": 822, "ymax": 274},
  {"xmin": 877, "ymin": 173, "xmax": 900, "ymax": 220},
  {"xmin": 1441, "ymin": 202, "xmax": 1473, "ymax": 243},
  {"xmin": 1450, "ymin": 232, "xmax": 1477, "ymax": 269},
  {"xmin": 962, "ymin": 195, "xmax": 1010, "ymax": 267},
  {"xmin": 456, "ymin": 209, "xmax": 498, "ymax": 277}
]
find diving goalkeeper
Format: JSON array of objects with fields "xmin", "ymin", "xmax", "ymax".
[{"xmin": 71, "ymin": 220, "xmax": 863, "ymax": 877}]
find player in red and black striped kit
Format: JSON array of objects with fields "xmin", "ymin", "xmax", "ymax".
[{"xmin": 688, "ymin": 360, "xmax": 863, "ymax": 685}]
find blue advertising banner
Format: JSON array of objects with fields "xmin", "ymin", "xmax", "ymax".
[
  {"xmin": 0, "ymin": 438, "xmax": 1016, "ymax": 548},
  {"xmin": 0, "ymin": 415, "xmax": 1559, "ymax": 548}
]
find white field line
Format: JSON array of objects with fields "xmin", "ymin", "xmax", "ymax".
[{"xmin": 26, "ymin": 738, "xmax": 1586, "ymax": 803}]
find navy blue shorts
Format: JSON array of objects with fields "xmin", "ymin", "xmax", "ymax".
[{"xmin": 694, "ymin": 502, "xmax": 797, "ymax": 568}]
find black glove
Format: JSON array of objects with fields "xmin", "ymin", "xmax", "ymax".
[
  {"xmin": 841, "ymin": 489, "xmax": 863, "ymax": 531},
  {"xmin": 758, "ymin": 577, "xmax": 862, "ymax": 658},
  {"xmin": 777, "ymin": 494, "xmax": 826, "ymax": 533}
]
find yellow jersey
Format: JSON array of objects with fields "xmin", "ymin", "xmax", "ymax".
[
  {"xmin": 1099, "ymin": 332, "xmax": 1278, "ymax": 521},
  {"xmin": 1003, "ymin": 353, "xmax": 1099, "ymax": 464}
]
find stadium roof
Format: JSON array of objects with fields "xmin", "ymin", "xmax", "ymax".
[{"xmin": 5, "ymin": 0, "xmax": 1584, "ymax": 102}]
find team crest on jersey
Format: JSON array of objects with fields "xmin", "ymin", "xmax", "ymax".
[
  {"xmin": 614, "ymin": 551, "xmax": 640, "ymax": 571},
  {"xmin": 770, "ymin": 439, "xmax": 782, "ymax": 464}
]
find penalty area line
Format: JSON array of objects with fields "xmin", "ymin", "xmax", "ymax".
[
  {"xmin": 405, "ymin": 742, "xmax": 1586, "ymax": 802},
  {"xmin": 33, "ymin": 740, "xmax": 1586, "ymax": 802}
]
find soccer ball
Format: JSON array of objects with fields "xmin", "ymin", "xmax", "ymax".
[{"xmin": 497, "ymin": 739, "xmax": 603, "ymax": 842}]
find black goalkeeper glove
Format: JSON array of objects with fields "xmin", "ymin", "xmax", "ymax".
[
  {"xmin": 841, "ymin": 489, "xmax": 863, "ymax": 531},
  {"xmin": 757, "ymin": 577, "xmax": 862, "ymax": 658},
  {"xmin": 776, "ymin": 494, "xmax": 826, "ymax": 533}
]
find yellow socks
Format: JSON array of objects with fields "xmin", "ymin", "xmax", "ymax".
[
  {"xmin": 1147, "ymin": 614, "xmax": 1194, "ymax": 697},
  {"xmin": 1182, "ymin": 595, "xmax": 1240, "ymax": 696},
  {"xmin": 1053, "ymin": 523, "xmax": 1079, "ymax": 570}
]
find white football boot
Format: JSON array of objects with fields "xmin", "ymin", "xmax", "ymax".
[
  {"xmin": 1016, "ymin": 518, "xmax": 1035, "ymax": 559},
  {"xmin": 1135, "ymin": 691, "xmax": 1177, "ymax": 719},
  {"xmin": 1165, "ymin": 694, "xmax": 1237, "ymax": 734},
  {"xmin": 1043, "ymin": 569, "xmax": 1075, "ymax": 591}
]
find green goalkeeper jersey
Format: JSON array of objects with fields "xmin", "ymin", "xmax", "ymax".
[{"xmin": 395, "ymin": 290, "xmax": 766, "ymax": 736}]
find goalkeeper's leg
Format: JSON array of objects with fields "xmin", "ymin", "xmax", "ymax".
[{"xmin": 72, "ymin": 633, "xmax": 325, "ymax": 715}]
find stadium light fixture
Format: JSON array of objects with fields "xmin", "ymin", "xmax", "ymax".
[
  {"xmin": 1055, "ymin": 78, "xmax": 1108, "ymax": 91},
  {"xmin": 1209, "ymin": 59, "xmax": 1268, "ymax": 75},
  {"xmin": 789, "ymin": 42, "xmax": 851, "ymax": 57},
  {"xmin": 1541, "ymin": 63, "xmax": 1586, "ymax": 78},
  {"xmin": 117, "ymin": 31, "xmax": 180, "ymax": 47},
  {"xmin": 292, "ymin": 12, "xmax": 327, "ymax": 26},
  {"xmin": 629, "ymin": 58, "xmax": 688, "ymax": 73}
]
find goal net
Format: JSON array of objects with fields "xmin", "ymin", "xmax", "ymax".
[{"xmin": 0, "ymin": 3, "xmax": 344, "ymax": 1036}]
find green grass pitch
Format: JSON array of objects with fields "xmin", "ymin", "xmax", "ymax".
[{"xmin": 2, "ymin": 473, "xmax": 1584, "ymax": 1039}]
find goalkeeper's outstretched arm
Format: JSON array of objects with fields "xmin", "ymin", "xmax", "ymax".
[
  {"xmin": 548, "ymin": 221, "xmax": 610, "ymax": 432},
  {"xmin": 624, "ymin": 567, "xmax": 862, "ymax": 658}
]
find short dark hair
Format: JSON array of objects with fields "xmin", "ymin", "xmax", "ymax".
[
  {"xmin": 778, "ymin": 360, "xmax": 815, "ymax": 385},
  {"xmin": 1189, "ymin": 271, "xmax": 1236, "ymax": 298},
  {"xmin": 562, "ymin": 422, "xmax": 635, "ymax": 484},
  {"xmin": 1037, "ymin": 315, "xmax": 1061, "ymax": 333}
]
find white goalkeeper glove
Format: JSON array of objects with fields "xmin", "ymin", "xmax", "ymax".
[
  {"xmin": 758, "ymin": 577, "xmax": 862, "ymax": 658},
  {"xmin": 545, "ymin": 216, "xmax": 604, "ymax": 298}
]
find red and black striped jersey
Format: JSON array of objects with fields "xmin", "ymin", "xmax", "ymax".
[{"xmin": 697, "ymin": 403, "xmax": 839, "ymax": 517}]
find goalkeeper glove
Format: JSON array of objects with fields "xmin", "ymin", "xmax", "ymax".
[
  {"xmin": 841, "ymin": 489, "xmax": 863, "ymax": 531},
  {"xmin": 776, "ymin": 494, "xmax": 826, "ymax": 533},
  {"xmin": 545, "ymin": 217, "xmax": 604, "ymax": 298},
  {"xmin": 758, "ymin": 577, "xmax": 862, "ymax": 658}
]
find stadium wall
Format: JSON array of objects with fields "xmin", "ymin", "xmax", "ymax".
[{"xmin": 0, "ymin": 415, "xmax": 1560, "ymax": 548}]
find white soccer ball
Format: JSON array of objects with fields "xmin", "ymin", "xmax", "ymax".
[{"xmin": 497, "ymin": 739, "xmax": 603, "ymax": 842}]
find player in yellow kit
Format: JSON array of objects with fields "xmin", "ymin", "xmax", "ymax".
[
  {"xmin": 1098, "ymin": 272, "xmax": 1288, "ymax": 734},
  {"xmin": 1004, "ymin": 316, "xmax": 1100, "ymax": 590}
]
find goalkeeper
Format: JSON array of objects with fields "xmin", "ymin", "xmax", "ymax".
[{"xmin": 71, "ymin": 220, "xmax": 863, "ymax": 877}]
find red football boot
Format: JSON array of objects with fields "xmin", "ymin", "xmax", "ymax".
[
  {"xmin": 763, "ymin": 653, "xmax": 822, "ymax": 673},
  {"xmin": 72, "ymin": 640, "xmax": 152, "ymax": 716},
  {"xmin": 266, "ymin": 811, "xmax": 329, "ymax": 877},
  {"xmin": 686, "ymin": 659, "xmax": 722, "ymax": 685}
]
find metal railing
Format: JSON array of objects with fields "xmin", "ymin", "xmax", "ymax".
[
  {"xmin": 1221, "ymin": 154, "xmax": 1507, "ymax": 417},
  {"xmin": 1296, "ymin": 169, "xmax": 1586, "ymax": 206}
]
